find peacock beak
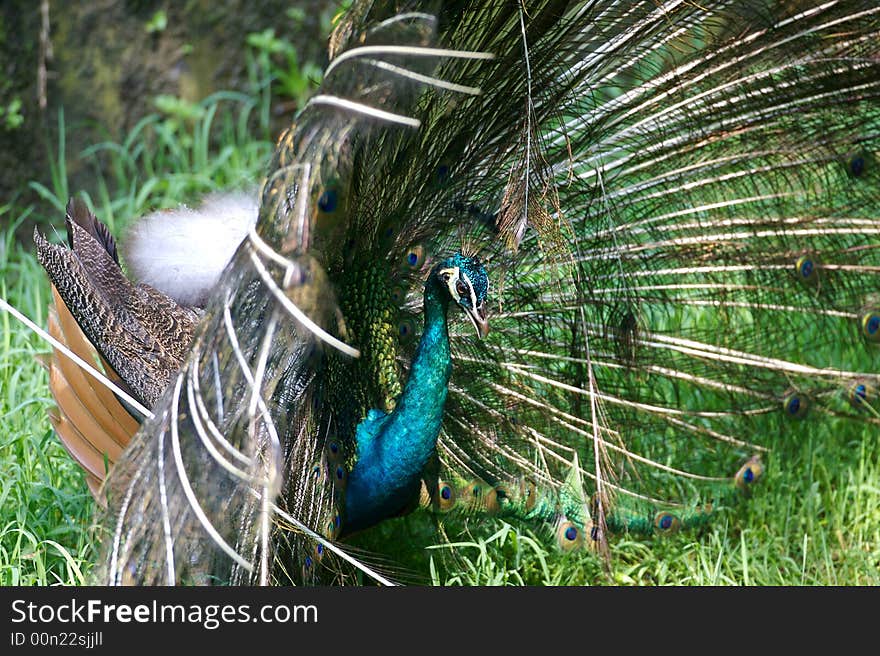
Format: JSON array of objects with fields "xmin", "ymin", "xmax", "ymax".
[{"xmin": 467, "ymin": 301, "xmax": 490, "ymax": 339}]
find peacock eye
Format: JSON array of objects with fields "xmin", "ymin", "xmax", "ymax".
[{"xmin": 456, "ymin": 280, "xmax": 468, "ymax": 297}]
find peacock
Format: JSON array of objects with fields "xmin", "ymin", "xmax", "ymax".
[{"xmin": 19, "ymin": 0, "xmax": 880, "ymax": 585}]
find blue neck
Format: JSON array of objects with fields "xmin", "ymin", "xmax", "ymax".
[{"xmin": 342, "ymin": 276, "xmax": 452, "ymax": 533}]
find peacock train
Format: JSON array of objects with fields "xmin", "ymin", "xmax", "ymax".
[{"xmin": 17, "ymin": 0, "xmax": 880, "ymax": 584}]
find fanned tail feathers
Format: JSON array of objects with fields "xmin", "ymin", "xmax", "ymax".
[
  {"xmin": 18, "ymin": 0, "xmax": 880, "ymax": 584},
  {"xmin": 42, "ymin": 287, "xmax": 139, "ymax": 501}
]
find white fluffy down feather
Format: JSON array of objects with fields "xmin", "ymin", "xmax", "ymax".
[{"xmin": 123, "ymin": 191, "xmax": 258, "ymax": 307}]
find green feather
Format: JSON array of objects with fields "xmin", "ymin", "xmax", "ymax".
[{"xmin": 30, "ymin": 0, "xmax": 880, "ymax": 585}]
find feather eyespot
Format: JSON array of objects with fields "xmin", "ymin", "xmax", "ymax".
[
  {"xmin": 860, "ymin": 311, "xmax": 880, "ymax": 342},
  {"xmin": 795, "ymin": 254, "xmax": 819, "ymax": 285},
  {"xmin": 403, "ymin": 245, "xmax": 426, "ymax": 270},
  {"xmin": 850, "ymin": 155, "xmax": 865, "ymax": 177},
  {"xmin": 783, "ymin": 390, "xmax": 809, "ymax": 419},
  {"xmin": 397, "ymin": 318, "xmax": 415, "ymax": 343},
  {"xmin": 317, "ymin": 188, "xmax": 339, "ymax": 213},
  {"xmin": 845, "ymin": 151, "xmax": 868, "ymax": 178},
  {"xmin": 556, "ymin": 520, "xmax": 584, "ymax": 551},
  {"xmin": 326, "ymin": 440, "xmax": 343, "ymax": 463},
  {"xmin": 390, "ymin": 285, "xmax": 407, "ymax": 305},
  {"xmin": 849, "ymin": 380, "xmax": 872, "ymax": 408},
  {"xmin": 435, "ymin": 163, "xmax": 450, "ymax": 184},
  {"xmin": 798, "ymin": 257, "xmax": 813, "ymax": 278},
  {"xmin": 326, "ymin": 515, "xmax": 342, "ymax": 539},
  {"xmin": 333, "ymin": 465, "xmax": 348, "ymax": 489},
  {"xmin": 654, "ymin": 512, "xmax": 681, "ymax": 534},
  {"xmin": 436, "ymin": 481, "xmax": 456, "ymax": 512},
  {"xmin": 735, "ymin": 457, "xmax": 764, "ymax": 490}
]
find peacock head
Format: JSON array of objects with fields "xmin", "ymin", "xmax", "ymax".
[{"xmin": 434, "ymin": 252, "xmax": 490, "ymax": 339}]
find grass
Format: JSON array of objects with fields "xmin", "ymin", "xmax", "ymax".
[
  {"xmin": 1, "ymin": 40, "xmax": 879, "ymax": 588},
  {"xmin": 0, "ymin": 206, "xmax": 94, "ymax": 585},
  {"xmin": 347, "ymin": 417, "xmax": 880, "ymax": 585}
]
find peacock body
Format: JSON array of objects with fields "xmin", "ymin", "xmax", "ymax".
[
  {"xmin": 341, "ymin": 253, "xmax": 489, "ymax": 534},
  {"xmin": 22, "ymin": 0, "xmax": 880, "ymax": 584}
]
